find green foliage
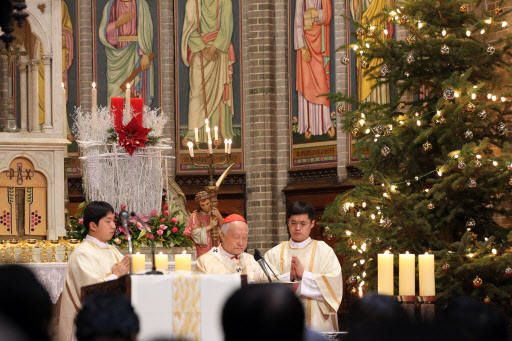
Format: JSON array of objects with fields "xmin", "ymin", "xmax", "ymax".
[{"xmin": 321, "ymin": 0, "xmax": 512, "ymax": 318}]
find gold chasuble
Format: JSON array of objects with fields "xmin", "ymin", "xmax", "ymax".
[
  {"xmin": 58, "ymin": 240, "xmax": 123, "ymax": 341},
  {"xmin": 265, "ymin": 240, "xmax": 343, "ymax": 332},
  {"xmin": 195, "ymin": 245, "xmax": 266, "ymax": 283}
]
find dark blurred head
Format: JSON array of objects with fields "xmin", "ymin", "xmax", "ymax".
[
  {"xmin": 435, "ymin": 296, "xmax": 508, "ymax": 341},
  {"xmin": 222, "ymin": 284, "xmax": 305, "ymax": 341},
  {"xmin": 347, "ymin": 293, "xmax": 411, "ymax": 341},
  {"xmin": 0, "ymin": 265, "xmax": 52, "ymax": 341},
  {"xmin": 75, "ymin": 293, "xmax": 139, "ymax": 341}
]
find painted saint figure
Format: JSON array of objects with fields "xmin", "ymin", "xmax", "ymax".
[
  {"xmin": 98, "ymin": 0, "xmax": 154, "ymax": 106},
  {"xmin": 181, "ymin": 0, "xmax": 235, "ymax": 145},
  {"xmin": 187, "ymin": 191, "xmax": 223, "ymax": 258},
  {"xmin": 295, "ymin": 0, "xmax": 334, "ymax": 140}
]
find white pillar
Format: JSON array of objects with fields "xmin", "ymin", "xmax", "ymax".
[
  {"xmin": 18, "ymin": 59, "xmax": 29, "ymax": 132},
  {"xmin": 42, "ymin": 54, "xmax": 53, "ymax": 132},
  {"xmin": 30, "ymin": 59, "xmax": 40, "ymax": 132}
]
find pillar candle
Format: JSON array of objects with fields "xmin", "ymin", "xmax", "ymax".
[
  {"xmin": 132, "ymin": 252, "xmax": 146, "ymax": 273},
  {"xmin": 228, "ymin": 139, "xmax": 232, "ymax": 154},
  {"xmin": 208, "ymin": 139, "xmax": 213, "ymax": 154},
  {"xmin": 131, "ymin": 98, "xmax": 143, "ymax": 125},
  {"xmin": 194, "ymin": 128, "xmax": 199, "ymax": 143},
  {"xmin": 419, "ymin": 253, "xmax": 435, "ymax": 296},
  {"xmin": 175, "ymin": 252, "xmax": 191, "ymax": 271},
  {"xmin": 378, "ymin": 251, "xmax": 394, "ymax": 295},
  {"xmin": 187, "ymin": 141, "xmax": 194, "ymax": 157},
  {"xmin": 399, "ymin": 252, "xmax": 415, "ymax": 296},
  {"xmin": 91, "ymin": 82, "xmax": 97, "ymax": 113},
  {"xmin": 125, "ymin": 83, "xmax": 131, "ymax": 113},
  {"xmin": 155, "ymin": 252, "xmax": 168, "ymax": 271},
  {"xmin": 206, "ymin": 126, "xmax": 211, "ymax": 142},
  {"xmin": 224, "ymin": 139, "xmax": 228, "ymax": 153},
  {"xmin": 111, "ymin": 97, "xmax": 124, "ymax": 129}
]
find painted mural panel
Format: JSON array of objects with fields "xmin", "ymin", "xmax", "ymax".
[
  {"xmin": 175, "ymin": 0, "xmax": 243, "ymax": 173},
  {"xmin": 290, "ymin": 0, "xmax": 337, "ymax": 168}
]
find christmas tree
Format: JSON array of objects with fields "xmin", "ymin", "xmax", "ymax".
[{"xmin": 322, "ymin": 0, "xmax": 512, "ymax": 317}]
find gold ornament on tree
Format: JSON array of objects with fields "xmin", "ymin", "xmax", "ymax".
[
  {"xmin": 495, "ymin": 6, "xmax": 503, "ymax": 15},
  {"xmin": 398, "ymin": 102, "xmax": 406, "ymax": 109},
  {"xmin": 459, "ymin": 5, "xmax": 467, "ymax": 13},
  {"xmin": 400, "ymin": 15, "xmax": 409, "ymax": 24},
  {"xmin": 337, "ymin": 105, "xmax": 346, "ymax": 114},
  {"xmin": 484, "ymin": 297, "xmax": 491, "ymax": 304},
  {"xmin": 361, "ymin": 60, "xmax": 369, "ymax": 69},
  {"xmin": 428, "ymin": 202, "xmax": 435, "ymax": 210},
  {"xmin": 466, "ymin": 102, "xmax": 475, "ymax": 112},
  {"xmin": 473, "ymin": 276, "xmax": 482, "ymax": 287},
  {"xmin": 423, "ymin": 141, "xmax": 432, "ymax": 151},
  {"xmin": 341, "ymin": 56, "xmax": 350, "ymax": 65}
]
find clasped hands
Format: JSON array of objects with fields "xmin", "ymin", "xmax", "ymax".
[
  {"xmin": 202, "ymin": 45, "xmax": 219, "ymax": 61},
  {"xmin": 290, "ymin": 256, "xmax": 305, "ymax": 281},
  {"xmin": 112, "ymin": 255, "xmax": 130, "ymax": 277},
  {"xmin": 206, "ymin": 208, "xmax": 223, "ymax": 232}
]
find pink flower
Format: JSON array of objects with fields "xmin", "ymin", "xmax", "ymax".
[
  {"xmin": 115, "ymin": 238, "xmax": 121, "ymax": 245},
  {"xmin": 151, "ymin": 210, "xmax": 158, "ymax": 216},
  {"xmin": 160, "ymin": 224, "xmax": 168, "ymax": 230},
  {"xmin": 78, "ymin": 218, "xmax": 83, "ymax": 224},
  {"xmin": 148, "ymin": 234, "xmax": 155, "ymax": 240},
  {"xmin": 121, "ymin": 204, "xmax": 126, "ymax": 211},
  {"xmin": 136, "ymin": 222, "xmax": 142, "ymax": 228},
  {"xmin": 164, "ymin": 210, "xmax": 169, "ymax": 216},
  {"xmin": 163, "ymin": 204, "xmax": 169, "ymax": 210},
  {"xmin": 171, "ymin": 217, "xmax": 179, "ymax": 223},
  {"xmin": 157, "ymin": 230, "xmax": 164, "ymax": 236},
  {"xmin": 160, "ymin": 218, "xmax": 166, "ymax": 222},
  {"xmin": 184, "ymin": 226, "xmax": 191, "ymax": 236},
  {"xmin": 172, "ymin": 227, "xmax": 179, "ymax": 233}
]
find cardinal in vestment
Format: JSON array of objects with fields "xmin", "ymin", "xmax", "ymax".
[
  {"xmin": 265, "ymin": 201, "xmax": 343, "ymax": 332},
  {"xmin": 58, "ymin": 201, "xmax": 130, "ymax": 341},
  {"xmin": 195, "ymin": 214, "xmax": 266, "ymax": 283}
]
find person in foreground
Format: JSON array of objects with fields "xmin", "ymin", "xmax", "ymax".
[
  {"xmin": 264, "ymin": 201, "xmax": 343, "ymax": 332},
  {"xmin": 195, "ymin": 214, "xmax": 265, "ymax": 282},
  {"xmin": 75, "ymin": 293, "xmax": 139, "ymax": 341},
  {"xmin": 59, "ymin": 201, "xmax": 130, "ymax": 341}
]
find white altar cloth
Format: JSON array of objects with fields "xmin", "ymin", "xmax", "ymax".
[{"xmin": 131, "ymin": 273, "xmax": 241, "ymax": 341}]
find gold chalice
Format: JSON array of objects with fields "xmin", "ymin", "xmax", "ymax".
[
  {"xmin": 38, "ymin": 240, "xmax": 50, "ymax": 263},
  {"xmin": 67, "ymin": 239, "xmax": 80, "ymax": 257},
  {"xmin": 0, "ymin": 240, "xmax": 6, "ymax": 263},
  {"xmin": 49, "ymin": 240, "xmax": 61, "ymax": 262},
  {"xmin": 59, "ymin": 236, "xmax": 70, "ymax": 262},
  {"xmin": 19, "ymin": 239, "xmax": 29, "ymax": 263},
  {"xmin": 7, "ymin": 239, "xmax": 19, "ymax": 263},
  {"xmin": 25, "ymin": 239, "xmax": 38, "ymax": 263}
]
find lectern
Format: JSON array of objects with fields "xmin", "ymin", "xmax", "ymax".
[{"xmin": 81, "ymin": 273, "xmax": 243, "ymax": 341}]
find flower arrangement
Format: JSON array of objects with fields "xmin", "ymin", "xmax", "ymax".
[
  {"xmin": 106, "ymin": 117, "xmax": 162, "ymax": 156},
  {"xmin": 67, "ymin": 202, "xmax": 192, "ymax": 249}
]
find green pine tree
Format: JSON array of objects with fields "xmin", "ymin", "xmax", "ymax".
[{"xmin": 322, "ymin": 0, "xmax": 512, "ymax": 317}]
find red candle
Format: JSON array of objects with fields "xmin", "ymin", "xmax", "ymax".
[
  {"xmin": 111, "ymin": 97, "xmax": 124, "ymax": 129},
  {"xmin": 131, "ymin": 98, "xmax": 144, "ymax": 126}
]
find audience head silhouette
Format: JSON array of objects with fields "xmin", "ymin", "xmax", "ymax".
[
  {"xmin": 223, "ymin": 284, "xmax": 305, "ymax": 341},
  {"xmin": 75, "ymin": 293, "xmax": 139, "ymax": 341},
  {"xmin": 0, "ymin": 264, "xmax": 52, "ymax": 341}
]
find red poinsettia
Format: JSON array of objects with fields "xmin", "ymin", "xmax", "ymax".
[{"xmin": 117, "ymin": 118, "xmax": 152, "ymax": 155}]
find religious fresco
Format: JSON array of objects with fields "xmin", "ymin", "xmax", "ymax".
[
  {"xmin": 94, "ymin": 0, "xmax": 160, "ymax": 109},
  {"xmin": 175, "ymin": 0, "xmax": 244, "ymax": 173},
  {"xmin": 290, "ymin": 0, "xmax": 337, "ymax": 169}
]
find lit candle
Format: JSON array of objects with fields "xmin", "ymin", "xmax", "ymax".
[
  {"xmin": 155, "ymin": 252, "xmax": 168, "ymax": 271},
  {"xmin": 399, "ymin": 251, "xmax": 415, "ymax": 296},
  {"xmin": 418, "ymin": 252, "xmax": 435, "ymax": 296},
  {"xmin": 187, "ymin": 141, "xmax": 194, "ymax": 157},
  {"xmin": 132, "ymin": 252, "xmax": 146, "ymax": 273},
  {"xmin": 175, "ymin": 251, "xmax": 191, "ymax": 271},
  {"xmin": 194, "ymin": 128, "xmax": 199, "ymax": 143},
  {"xmin": 110, "ymin": 97, "xmax": 124, "ymax": 129},
  {"xmin": 228, "ymin": 139, "xmax": 232, "ymax": 154},
  {"xmin": 208, "ymin": 139, "xmax": 213, "ymax": 154},
  {"xmin": 91, "ymin": 82, "xmax": 97, "ymax": 114},
  {"xmin": 224, "ymin": 139, "xmax": 228, "ymax": 153},
  {"xmin": 130, "ymin": 98, "xmax": 143, "ymax": 125},
  {"xmin": 378, "ymin": 251, "xmax": 394, "ymax": 295},
  {"xmin": 125, "ymin": 83, "xmax": 131, "ymax": 114},
  {"xmin": 206, "ymin": 126, "xmax": 211, "ymax": 142},
  {"xmin": 214, "ymin": 126, "xmax": 218, "ymax": 140}
]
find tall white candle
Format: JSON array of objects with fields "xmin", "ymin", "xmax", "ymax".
[
  {"xmin": 419, "ymin": 253, "xmax": 435, "ymax": 296},
  {"xmin": 214, "ymin": 126, "xmax": 218, "ymax": 140},
  {"xmin": 187, "ymin": 141, "xmax": 194, "ymax": 157},
  {"xmin": 194, "ymin": 128, "xmax": 199, "ymax": 142},
  {"xmin": 224, "ymin": 139, "xmax": 228, "ymax": 153},
  {"xmin": 91, "ymin": 82, "xmax": 97, "ymax": 110},
  {"xmin": 378, "ymin": 251, "xmax": 394, "ymax": 295},
  {"xmin": 228, "ymin": 139, "xmax": 232, "ymax": 154},
  {"xmin": 206, "ymin": 126, "xmax": 211, "ymax": 142},
  {"xmin": 125, "ymin": 83, "xmax": 131, "ymax": 114},
  {"xmin": 208, "ymin": 139, "xmax": 213, "ymax": 154},
  {"xmin": 399, "ymin": 252, "xmax": 415, "ymax": 296}
]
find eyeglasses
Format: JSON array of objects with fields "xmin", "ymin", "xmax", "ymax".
[{"xmin": 289, "ymin": 221, "xmax": 311, "ymax": 228}]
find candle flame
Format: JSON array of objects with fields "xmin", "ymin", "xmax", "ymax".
[
  {"xmin": 384, "ymin": 250, "xmax": 390, "ymax": 254},
  {"xmin": 205, "ymin": 118, "xmax": 209, "ymax": 125},
  {"xmin": 159, "ymin": 252, "xmax": 163, "ymax": 255},
  {"xmin": 195, "ymin": 128, "xmax": 198, "ymax": 133},
  {"xmin": 187, "ymin": 141, "xmax": 193, "ymax": 147},
  {"xmin": 92, "ymin": 82, "xmax": 96, "ymax": 88},
  {"xmin": 425, "ymin": 252, "xmax": 428, "ymax": 255},
  {"xmin": 182, "ymin": 251, "xmax": 187, "ymax": 255},
  {"xmin": 136, "ymin": 252, "xmax": 140, "ymax": 255},
  {"xmin": 126, "ymin": 83, "xmax": 131, "ymax": 89},
  {"xmin": 214, "ymin": 126, "xmax": 218, "ymax": 131},
  {"xmin": 405, "ymin": 251, "xmax": 409, "ymax": 254},
  {"xmin": 61, "ymin": 82, "xmax": 65, "ymax": 88}
]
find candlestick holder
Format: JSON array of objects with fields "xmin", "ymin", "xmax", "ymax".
[
  {"xmin": 67, "ymin": 239, "xmax": 80, "ymax": 256},
  {"xmin": 396, "ymin": 295, "xmax": 416, "ymax": 320},
  {"xmin": 0, "ymin": 240, "xmax": 6, "ymax": 263},
  {"xmin": 7, "ymin": 239, "xmax": 18, "ymax": 263},
  {"xmin": 417, "ymin": 295, "xmax": 436, "ymax": 321},
  {"xmin": 59, "ymin": 237, "xmax": 70, "ymax": 262},
  {"xmin": 38, "ymin": 240, "xmax": 50, "ymax": 263},
  {"xmin": 25, "ymin": 239, "xmax": 37, "ymax": 263},
  {"xmin": 49, "ymin": 240, "xmax": 61, "ymax": 262},
  {"xmin": 19, "ymin": 239, "xmax": 28, "ymax": 263}
]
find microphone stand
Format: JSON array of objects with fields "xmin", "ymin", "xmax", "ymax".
[
  {"xmin": 131, "ymin": 212, "xmax": 162, "ymax": 275},
  {"xmin": 119, "ymin": 211, "xmax": 133, "ymax": 275},
  {"xmin": 263, "ymin": 258, "xmax": 280, "ymax": 282}
]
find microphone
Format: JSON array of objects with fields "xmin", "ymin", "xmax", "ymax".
[
  {"xmin": 119, "ymin": 210, "xmax": 133, "ymax": 274},
  {"xmin": 131, "ymin": 212, "xmax": 162, "ymax": 275},
  {"xmin": 254, "ymin": 249, "xmax": 272, "ymax": 283}
]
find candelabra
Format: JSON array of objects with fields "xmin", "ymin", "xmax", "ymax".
[{"xmin": 0, "ymin": 0, "xmax": 29, "ymax": 49}]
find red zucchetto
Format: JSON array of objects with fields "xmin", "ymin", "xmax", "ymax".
[{"xmin": 222, "ymin": 214, "xmax": 247, "ymax": 225}]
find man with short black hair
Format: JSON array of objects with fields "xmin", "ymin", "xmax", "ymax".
[
  {"xmin": 264, "ymin": 201, "xmax": 343, "ymax": 332},
  {"xmin": 59, "ymin": 201, "xmax": 130, "ymax": 341}
]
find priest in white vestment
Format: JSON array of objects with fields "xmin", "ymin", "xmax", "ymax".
[
  {"xmin": 265, "ymin": 201, "xmax": 343, "ymax": 332},
  {"xmin": 195, "ymin": 214, "xmax": 266, "ymax": 282},
  {"xmin": 59, "ymin": 201, "xmax": 130, "ymax": 341}
]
